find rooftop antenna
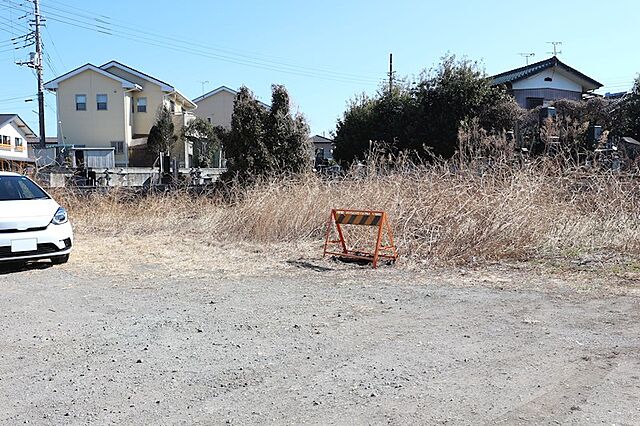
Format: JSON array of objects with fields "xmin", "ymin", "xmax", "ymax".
[
  {"xmin": 518, "ymin": 52, "xmax": 535, "ymax": 65},
  {"xmin": 547, "ymin": 41, "xmax": 563, "ymax": 56},
  {"xmin": 200, "ymin": 80, "xmax": 209, "ymax": 95}
]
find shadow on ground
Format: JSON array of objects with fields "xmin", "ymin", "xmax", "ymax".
[{"xmin": 0, "ymin": 261, "xmax": 53, "ymax": 275}]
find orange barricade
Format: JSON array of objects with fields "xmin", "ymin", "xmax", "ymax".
[{"xmin": 323, "ymin": 208, "xmax": 398, "ymax": 268}]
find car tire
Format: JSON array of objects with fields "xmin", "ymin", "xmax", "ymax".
[{"xmin": 50, "ymin": 254, "xmax": 69, "ymax": 265}]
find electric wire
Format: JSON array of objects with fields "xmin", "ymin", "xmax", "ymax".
[{"xmin": 1, "ymin": 0, "xmax": 380, "ymax": 85}]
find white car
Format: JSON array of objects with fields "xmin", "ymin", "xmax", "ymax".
[{"xmin": 0, "ymin": 172, "xmax": 73, "ymax": 264}]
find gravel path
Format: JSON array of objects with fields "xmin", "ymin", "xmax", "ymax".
[{"xmin": 0, "ymin": 260, "xmax": 639, "ymax": 425}]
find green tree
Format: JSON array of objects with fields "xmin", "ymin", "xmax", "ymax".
[
  {"xmin": 333, "ymin": 55, "xmax": 520, "ymax": 165},
  {"xmin": 332, "ymin": 94, "xmax": 377, "ymax": 165},
  {"xmin": 410, "ymin": 55, "xmax": 518, "ymax": 158},
  {"xmin": 222, "ymin": 84, "xmax": 310, "ymax": 182},
  {"xmin": 222, "ymin": 86, "xmax": 271, "ymax": 181},
  {"xmin": 182, "ymin": 117, "xmax": 222, "ymax": 167},
  {"xmin": 147, "ymin": 105, "xmax": 177, "ymax": 157},
  {"xmin": 264, "ymin": 84, "xmax": 311, "ymax": 173},
  {"xmin": 333, "ymin": 84, "xmax": 415, "ymax": 165}
]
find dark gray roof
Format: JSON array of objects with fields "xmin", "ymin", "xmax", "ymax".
[
  {"xmin": 308, "ymin": 134, "xmax": 333, "ymax": 144},
  {"xmin": 26, "ymin": 136, "xmax": 57, "ymax": 144},
  {"xmin": 0, "ymin": 114, "xmax": 36, "ymax": 137},
  {"xmin": 0, "ymin": 114, "xmax": 17, "ymax": 128},
  {"xmin": 491, "ymin": 56, "xmax": 602, "ymax": 90}
]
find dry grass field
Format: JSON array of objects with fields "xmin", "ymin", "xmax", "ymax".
[{"xmin": 56, "ymin": 157, "xmax": 640, "ymax": 269}]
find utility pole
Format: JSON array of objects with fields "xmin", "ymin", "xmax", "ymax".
[
  {"xmin": 34, "ymin": 0, "xmax": 45, "ymax": 149},
  {"xmin": 17, "ymin": 0, "xmax": 45, "ymax": 148},
  {"xmin": 546, "ymin": 41, "xmax": 563, "ymax": 56},
  {"xmin": 388, "ymin": 53, "xmax": 393, "ymax": 95},
  {"xmin": 518, "ymin": 52, "xmax": 535, "ymax": 65}
]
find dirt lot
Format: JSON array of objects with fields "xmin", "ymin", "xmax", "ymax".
[{"xmin": 0, "ymin": 236, "xmax": 639, "ymax": 425}]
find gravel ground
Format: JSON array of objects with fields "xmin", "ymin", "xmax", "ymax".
[{"xmin": 0, "ymin": 244, "xmax": 639, "ymax": 425}]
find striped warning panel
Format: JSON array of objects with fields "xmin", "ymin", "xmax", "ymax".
[{"xmin": 335, "ymin": 212, "xmax": 382, "ymax": 226}]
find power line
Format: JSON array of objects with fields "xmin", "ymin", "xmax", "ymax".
[
  {"xmin": 43, "ymin": 20, "xmax": 63, "ymax": 69},
  {"xmin": 4, "ymin": 0, "xmax": 381, "ymax": 85},
  {"xmin": 43, "ymin": 0, "xmax": 379, "ymax": 79},
  {"xmin": 0, "ymin": 94, "xmax": 36, "ymax": 101}
]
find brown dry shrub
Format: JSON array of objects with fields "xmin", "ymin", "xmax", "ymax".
[{"xmin": 51, "ymin": 151, "xmax": 640, "ymax": 266}]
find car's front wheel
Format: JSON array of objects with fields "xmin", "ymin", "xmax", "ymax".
[{"xmin": 50, "ymin": 254, "xmax": 69, "ymax": 265}]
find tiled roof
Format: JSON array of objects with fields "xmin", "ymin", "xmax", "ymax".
[
  {"xmin": 491, "ymin": 56, "xmax": 602, "ymax": 90},
  {"xmin": 0, "ymin": 114, "xmax": 36, "ymax": 137},
  {"xmin": 0, "ymin": 114, "xmax": 16, "ymax": 128}
]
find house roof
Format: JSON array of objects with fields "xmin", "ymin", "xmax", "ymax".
[
  {"xmin": 168, "ymin": 89, "xmax": 197, "ymax": 110},
  {"xmin": 0, "ymin": 152, "xmax": 36, "ymax": 163},
  {"xmin": 0, "ymin": 114, "xmax": 36, "ymax": 138},
  {"xmin": 308, "ymin": 134, "xmax": 333, "ymax": 144},
  {"xmin": 192, "ymin": 85, "xmax": 270, "ymax": 109},
  {"xmin": 99, "ymin": 60, "xmax": 175, "ymax": 92},
  {"xmin": 490, "ymin": 56, "xmax": 603, "ymax": 91},
  {"xmin": 192, "ymin": 86, "xmax": 238, "ymax": 103},
  {"xmin": 99, "ymin": 61, "xmax": 196, "ymax": 109},
  {"xmin": 26, "ymin": 136, "xmax": 57, "ymax": 145},
  {"xmin": 44, "ymin": 63, "xmax": 142, "ymax": 90},
  {"xmin": 45, "ymin": 60, "xmax": 197, "ymax": 109}
]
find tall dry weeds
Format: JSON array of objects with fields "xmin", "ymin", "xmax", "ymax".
[{"xmin": 53, "ymin": 150, "xmax": 640, "ymax": 266}]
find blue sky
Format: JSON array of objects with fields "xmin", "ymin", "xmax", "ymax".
[{"xmin": 1, "ymin": 0, "xmax": 638, "ymax": 138}]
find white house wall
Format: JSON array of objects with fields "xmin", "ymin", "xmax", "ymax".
[
  {"xmin": 512, "ymin": 67, "xmax": 583, "ymax": 92},
  {"xmin": 0, "ymin": 121, "xmax": 30, "ymax": 159}
]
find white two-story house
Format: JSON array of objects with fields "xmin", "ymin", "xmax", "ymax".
[
  {"xmin": 0, "ymin": 114, "xmax": 36, "ymax": 170},
  {"xmin": 44, "ymin": 61, "xmax": 197, "ymax": 167}
]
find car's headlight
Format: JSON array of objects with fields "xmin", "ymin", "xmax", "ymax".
[{"xmin": 51, "ymin": 207, "xmax": 68, "ymax": 225}]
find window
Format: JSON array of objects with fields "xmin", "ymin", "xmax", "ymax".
[
  {"xmin": 526, "ymin": 97, "xmax": 544, "ymax": 109},
  {"xmin": 97, "ymin": 94, "xmax": 108, "ymax": 110},
  {"xmin": 169, "ymin": 100, "xmax": 175, "ymax": 113},
  {"xmin": 1, "ymin": 135, "xmax": 10, "ymax": 146},
  {"xmin": 15, "ymin": 137, "xmax": 23, "ymax": 150},
  {"xmin": 137, "ymin": 97, "xmax": 147, "ymax": 113},
  {"xmin": 75, "ymin": 94, "xmax": 86, "ymax": 111},
  {"xmin": 111, "ymin": 141, "xmax": 124, "ymax": 154},
  {"xmin": 0, "ymin": 175, "xmax": 49, "ymax": 201}
]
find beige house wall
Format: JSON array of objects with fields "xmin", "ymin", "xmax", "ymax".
[
  {"xmin": 132, "ymin": 85, "xmax": 164, "ymax": 137},
  {"xmin": 102, "ymin": 65, "xmax": 167, "ymax": 137},
  {"xmin": 193, "ymin": 90, "xmax": 235, "ymax": 129},
  {"xmin": 56, "ymin": 69, "xmax": 126, "ymax": 149}
]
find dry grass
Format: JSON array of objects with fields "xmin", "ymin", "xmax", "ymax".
[{"xmin": 52, "ymin": 155, "xmax": 640, "ymax": 267}]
